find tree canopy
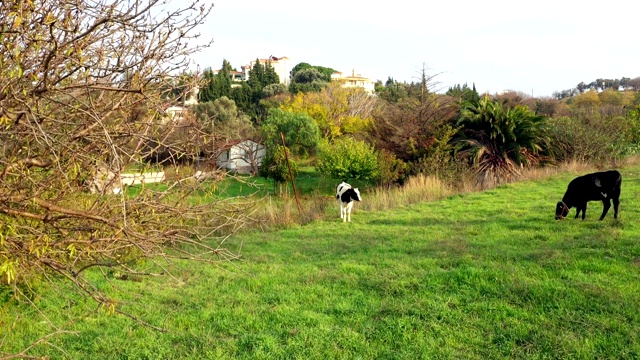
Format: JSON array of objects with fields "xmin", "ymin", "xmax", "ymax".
[
  {"xmin": 192, "ymin": 97, "xmax": 255, "ymax": 141},
  {"xmin": 282, "ymin": 82, "xmax": 376, "ymax": 139},
  {"xmin": 261, "ymin": 108, "xmax": 320, "ymax": 156},
  {"xmin": 290, "ymin": 62, "xmax": 336, "ymax": 82}
]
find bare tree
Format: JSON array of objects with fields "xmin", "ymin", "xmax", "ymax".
[
  {"xmin": 0, "ymin": 0, "xmax": 254, "ymax": 350},
  {"xmin": 371, "ymin": 94, "xmax": 458, "ymax": 163},
  {"xmin": 232, "ymin": 140, "xmax": 265, "ymax": 175}
]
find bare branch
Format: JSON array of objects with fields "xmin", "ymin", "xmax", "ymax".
[{"xmin": 0, "ymin": 1, "xmax": 251, "ymax": 357}]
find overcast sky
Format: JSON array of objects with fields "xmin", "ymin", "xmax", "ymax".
[{"xmin": 189, "ymin": 0, "xmax": 638, "ymax": 97}]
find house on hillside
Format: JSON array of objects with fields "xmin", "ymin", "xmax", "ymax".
[
  {"xmin": 216, "ymin": 139, "xmax": 266, "ymax": 175},
  {"xmin": 212, "ymin": 69, "xmax": 246, "ymax": 87},
  {"xmin": 331, "ymin": 70, "xmax": 376, "ymax": 94},
  {"xmin": 162, "ymin": 80, "xmax": 199, "ymax": 123},
  {"xmin": 242, "ymin": 55, "xmax": 291, "ymax": 85}
]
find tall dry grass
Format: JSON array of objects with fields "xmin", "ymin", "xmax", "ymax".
[
  {"xmin": 246, "ymin": 193, "xmax": 331, "ymax": 230},
  {"xmin": 516, "ymin": 156, "xmax": 639, "ymax": 183},
  {"xmin": 360, "ymin": 174, "xmax": 453, "ymax": 212}
]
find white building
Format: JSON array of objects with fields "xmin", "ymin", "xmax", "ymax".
[
  {"xmin": 183, "ymin": 86, "xmax": 199, "ymax": 106},
  {"xmin": 242, "ymin": 55, "xmax": 291, "ymax": 85},
  {"xmin": 212, "ymin": 69, "xmax": 246, "ymax": 86},
  {"xmin": 331, "ymin": 70, "xmax": 376, "ymax": 94},
  {"xmin": 216, "ymin": 140, "xmax": 266, "ymax": 175}
]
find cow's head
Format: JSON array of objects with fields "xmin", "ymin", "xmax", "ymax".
[
  {"xmin": 352, "ymin": 188, "xmax": 361, "ymax": 201},
  {"xmin": 555, "ymin": 201, "xmax": 569, "ymax": 220}
]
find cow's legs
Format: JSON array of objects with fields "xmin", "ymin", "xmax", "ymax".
[
  {"xmin": 345, "ymin": 202, "xmax": 354, "ymax": 222},
  {"xmin": 342, "ymin": 204, "xmax": 347, "ymax": 222},
  {"xmin": 613, "ymin": 197, "xmax": 620, "ymax": 219},
  {"xmin": 575, "ymin": 203, "xmax": 587, "ymax": 220},
  {"xmin": 340, "ymin": 202, "xmax": 344, "ymax": 220},
  {"xmin": 612, "ymin": 186, "xmax": 621, "ymax": 219},
  {"xmin": 599, "ymin": 199, "xmax": 612, "ymax": 220}
]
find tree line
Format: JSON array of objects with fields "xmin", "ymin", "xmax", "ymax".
[
  {"xmin": 553, "ymin": 76, "xmax": 640, "ymax": 99},
  {"xmin": 190, "ymin": 58, "xmax": 640, "ymax": 190}
]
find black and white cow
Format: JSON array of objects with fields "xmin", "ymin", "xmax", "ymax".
[
  {"xmin": 555, "ymin": 170, "xmax": 622, "ymax": 220},
  {"xmin": 336, "ymin": 181, "xmax": 351, "ymax": 199},
  {"xmin": 336, "ymin": 181, "xmax": 351, "ymax": 217},
  {"xmin": 336, "ymin": 181, "xmax": 361, "ymax": 222}
]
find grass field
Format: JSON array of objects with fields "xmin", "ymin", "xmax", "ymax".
[
  {"xmin": 3, "ymin": 167, "xmax": 640, "ymax": 359},
  {"xmin": 124, "ymin": 166, "xmax": 344, "ymax": 200}
]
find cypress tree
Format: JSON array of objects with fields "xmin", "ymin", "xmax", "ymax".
[
  {"xmin": 199, "ymin": 60, "xmax": 233, "ymax": 102},
  {"xmin": 247, "ymin": 58, "xmax": 265, "ymax": 91},
  {"xmin": 263, "ymin": 61, "xmax": 280, "ymax": 87},
  {"xmin": 214, "ymin": 59, "xmax": 232, "ymax": 99},
  {"xmin": 199, "ymin": 68, "xmax": 216, "ymax": 102}
]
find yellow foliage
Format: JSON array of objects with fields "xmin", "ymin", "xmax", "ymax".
[
  {"xmin": 571, "ymin": 90, "xmax": 600, "ymax": 108},
  {"xmin": 342, "ymin": 115, "xmax": 372, "ymax": 134},
  {"xmin": 597, "ymin": 89, "xmax": 636, "ymax": 107},
  {"xmin": 598, "ymin": 88, "xmax": 625, "ymax": 106},
  {"xmin": 281, "ymin": 83, "xmax": 375, "ymax": 139},
  {"xmin": 284, "ymin": 93, "xmax": 328, "ymax": 122},
  {"xmin": 0, "ymin": 259, "xmax": 18, "ymax": 284}
]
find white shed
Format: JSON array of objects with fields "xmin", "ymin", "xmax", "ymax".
[{"xmin": 216, "ymin": 140, "xmax": 266, "ymax": 175}]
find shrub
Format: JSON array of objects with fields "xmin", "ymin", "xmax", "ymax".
[
  {"xmin": 412, "ymin": 124, "xmax": 464, "ymax": 184},
  {"xmin": 456, "ymin": 96, "xmax": 548, "ymax": 186},
  {"xmin": 261, "ymin": 108, "xmax": 320, "ymax": 156},
  {"xmin": 315, "ymin": 138, "xmax": 378, "ymax": 181},
  {"xmin": 545, "ymin": 114, "xmax": 635, "ymax": 163},
  {"xmin": 260, "ymin": 145, "xmax": 298, "ymax": 183},
  {"xmin": 376, "ymin": 149, "xmax": 409, "ymax": 187}
]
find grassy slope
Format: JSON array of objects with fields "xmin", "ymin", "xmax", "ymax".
[{"xmin": 4, "ymin": 168, "xmax": 640, "ymax": 359}]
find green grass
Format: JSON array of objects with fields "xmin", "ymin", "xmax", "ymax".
[
  {"xmin": 3, "ymin": 168, "xmax": 640, "ymax": 358},
  {"xmin": 124, "ymin": 166, "xmax": 345, "ymax": 199}
]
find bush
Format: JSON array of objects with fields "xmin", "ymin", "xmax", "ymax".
[
  {"xmin": 376, "ymin": 149, "xmax": 409, "ymax": 187},
  {"xmin": 546, "ymin": 114, "xmax": 636, "ymax": 163},
  {"xmin": 315, "ymin": 138, "xmax": 378, "ymax": 181},
  {"xmin": 412, "ymin": 124, "xmax": 463, "ymax": 184},
  {"xmin": 456, "ymin": 97, "xmax": 548, "ymax": 186},
  {"xmin": 260, "ymin": 145, "xmax": 298, "ymax": 183},
  {"xmin": 261, "ymin": 108, "xmax": 320, "ymax": 156}
]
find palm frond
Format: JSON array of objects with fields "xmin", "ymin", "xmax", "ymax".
[{"xmin": 457, "ymin": 97, "xmax": 548, "ymax": 184}]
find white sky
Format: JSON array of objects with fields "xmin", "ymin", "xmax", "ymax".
[{"xmin": 189, "ymin": 0, "xmax": 638, "ymax": 97}]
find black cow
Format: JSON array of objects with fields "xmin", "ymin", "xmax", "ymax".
[{"xmin": 555, "ymin": 170, "xmax": 621, "ymax": 220}]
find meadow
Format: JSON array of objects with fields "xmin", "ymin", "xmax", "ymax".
[{"xmin": 3, "ymin": 166, "xmax": 640, "ymax": 359}]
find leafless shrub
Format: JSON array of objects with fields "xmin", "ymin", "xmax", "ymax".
[{"xmin": 0, "ymin": 0, "xmax": 259, "ymax": 355}]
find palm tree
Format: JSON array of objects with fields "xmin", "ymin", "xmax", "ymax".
[{"xmin": 457, "ymin": 95, "xmax": 548, "ymax": 186}]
